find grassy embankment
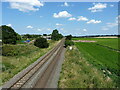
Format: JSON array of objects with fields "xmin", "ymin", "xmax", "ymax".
[
  {"xmin": 59, "ymin": 38, "xmax": 119, "ymax": 88},
  {"xmin": 0, "ymin": 40, "xmax": 59, "ymax": 86}
]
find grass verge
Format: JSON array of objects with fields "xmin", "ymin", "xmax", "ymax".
[{"xmin": 58, "ymin": 46, "xmax": 117, "ymax": 88}]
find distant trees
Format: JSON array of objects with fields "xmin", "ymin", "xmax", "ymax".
[
  {"xmin": 66, "ymin": 35, "xmax": 72, "ymax": 40},
  {"xmin": 22, "ymin": 34, "xmax": 32, "ymax": 39},
  {"xmin": 16, "ymin": 33, "xmax": 22, "ymax": 40},
  {"xmin": 1, "ymin": 25, "xmax": 19, "ymax": 44},
  {"xmin": 51, "ymin": 29, "xmax": 63, "ymax": 41},
  {"xmin": 22, "ymin": 34, "xmax": 41, "ymax": 39},
  {"xmin": 43, "ymin": 34, "xmax": 47, "ymax": 36},
  {"xmin": 34, "ymin": 37, "xmax": 49, "ymax": 48}
]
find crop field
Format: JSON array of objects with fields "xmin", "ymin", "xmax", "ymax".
[
  {"xmin": 0, "ymin": 40, "xmax": 59, "ymax": 86},
  {"xmin": 72, "ymin": 38, "xmax": 119, "ymax": 50},
  {"xmin": 75, "ymin": 43, "xmax": 118, "ymax": 75},
  {"xmin": 59, "ymin": 38, "xmax": 119, "ymax": 88}
]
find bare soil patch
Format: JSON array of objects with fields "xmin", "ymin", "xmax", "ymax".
[
  {"xmin": 94, "ymin": 37, "xmax": 118, "ymax": 38},
  {"xmin": 73, "ymin": 40, "xmax": 97, "ymax": 43}
]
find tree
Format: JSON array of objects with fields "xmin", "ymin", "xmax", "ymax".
[
  {"xmin": 66, "ymin": 35, "xmax": 72, "ymax": 40},
  {"xmin": 51, "ymin": 29, "xmax": 63, "ymax": 41},
  {"xmin": 34, "ymin": 37, "xmax": 49, "ymax": 48},
  {"xmin": 43, "ymin": 34, "xmax": 47, "ymax": 36},
  {"xmin": 1, "ymin": 25, "xmax": 18, "ymax": 44},
  {"xmin": 65, "ymin": 40, "xmax": 74, "ymax": 47}
]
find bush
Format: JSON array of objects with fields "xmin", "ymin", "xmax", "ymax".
[
  {"xmin": 65, "ymin": 40, "xmax": 74, "ymax": 47},
  {"xmin": 2, "ymin": 45, "xmax": 18, "ymax": 56},
  {"xmin": 34, "ymin": 37, "xmax": 49, "ymax": 48}
]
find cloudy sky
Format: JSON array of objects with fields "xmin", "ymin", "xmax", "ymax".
[{"xmin": 1, "ymin": 0, "xmax": 119, "ymax": 36}]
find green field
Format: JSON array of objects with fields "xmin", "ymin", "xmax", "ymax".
[
  {"xmin": 72, "ymin": 38, "xmax": 119, "ymax": 50},
  {"xmin": 73, "ymin": 38, "xmax": 119, "ymax": 76},
  {"xmin": 0, "ymin": 40, "xmax": 59, "ymax": 86},
  {"xmin": 75, "ymin": 42, "xmax": 119, "ymax": 76},
  {"xmin": 59, "ymin": 38, "xmax": 119, "ymax": 88}
]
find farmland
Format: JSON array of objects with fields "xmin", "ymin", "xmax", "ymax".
[
  {"xmin": 72, "ymin": 38, "xmax": 119, "ymax": 50},
  {"xmin": 59, "ymin": 38, "xmax": 119, "ymax": 88},
  {"xmin": 0, "ymin": 40, "xmax": 59, "ymax": 86}
]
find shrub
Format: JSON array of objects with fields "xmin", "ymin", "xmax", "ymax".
[
  {"xmin": 65, "ymin": 40, "xmax": 74, "ymax": 47},
  {"xmin": 34, "ymin": 37, "xmax": 49, "ymax": 48}
]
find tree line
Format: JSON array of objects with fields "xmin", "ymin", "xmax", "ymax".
[{"xmin": 0, "ymin": 25, "xmax": 63, "ymax": 48}]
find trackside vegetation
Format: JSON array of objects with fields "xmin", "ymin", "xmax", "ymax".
[
  {"xmin": 1, "ymin": 40, "xmax": 60, "ymax": 86},
  {"xmin": 58, "ymin": 46, "xmax": 117, "ymax": 88},
  {"xmin": 64, "ymin": 35, "xmax": 74, "ymax": 47},
  {"xmin": 59, "ymin": 38, "xmax": 119, "ymax": 88}
]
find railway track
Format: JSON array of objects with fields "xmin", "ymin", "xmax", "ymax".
[{"xmin": 2, "ymin": 38, "xmax": 65, "ymax": 89}]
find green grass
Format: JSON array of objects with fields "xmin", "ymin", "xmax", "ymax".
[
  {"xmin": 0, "ymin": 40, "xmax": 59, "ymax": 86},
  {"xmin": 72, "ymin": 38, "xmax": 119, "ymax": 50},
  {"xmin": 75, "ymin": 42, "xmax": 119, "ymax": 76},
  {"xmin": 58, "ymin": 46, "xmax": 117, "ymax": 88}
]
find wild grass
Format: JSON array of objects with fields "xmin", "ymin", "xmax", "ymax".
[
  {"xmin": 58, "ymin": 46, "xmax": 117, "ymax": 88},
  {"xmin": 0, "ymin": 40, "xmax": 59, "ymax": 86}
]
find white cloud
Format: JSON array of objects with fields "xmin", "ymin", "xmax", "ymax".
[
  {"xmin": 7, "ymin": 24, "xmax": 12, "ymax": 27},
  {"xmin": 37, "ymin": 28, "xmax": 42, "ymax": 31},
  {"xmin": 2, "ymin": 0, "xmax": 44, "ymax": 12},
  {"xmin": 60, "ymin": 28, "xmax": 64, "ymax": 30},
  {"xmin": 110, "ymin": 5, "xmax": 114, "ymax": 7},
  {"xmin": 77, "ymin": 16, "xmax": 88, "ymax": 21},
  {"xmin": 106, "ymin": 22, "xmax": 118, "ymax": 28},
  {"xmin": 87, "ymin": 19, "xmax": 101, "ymax": 24},
  {"xmin": 116, "ymin": 15, "xmax": 120, "ymax": 23},
  {"xmin": 83, "ymin": 29, "xmax": 87, "ymax": 32},
  {"xmin": 61, "ymin": 2, "xmax": 69, "ymax": 7},
  {"xmin": 56, "ymin": 23, "xmax": 63, "ymax": 26},
  {"xmin": 40, "ymin": 16, "xmax": 43, "ymax": 18},
  {"xmin": 68, "ymin": 17, "xmax": 76, "ymax": 21},
  {"xmin": 102, "ymin": 17, "xmax": 118, "ymax": 30},
  {"xmin": 53, "ymin": 11, "xmax": 72, "ymax": 18},
  {"xmin": 26, "ymin": 25, "xmax": 33, "ymax": 29},
  {"xmin": 88, "ymin": 3, "xmax": 107, "ymax": 12},
  {"xmin": 102, "ymin": 27, "xmax": 109, "ymax": 30},
  {"xmin": 47, "ymin": 28, "xmax": 51, "ymax": 31},
  {"xmin": 106, "ymin": 16, "xmax": 118, "ymax": 28}
]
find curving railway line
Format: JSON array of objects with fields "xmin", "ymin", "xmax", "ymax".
[{"xmin": 2, "ymin": 38, "xmax": 65, "ymax": 89}]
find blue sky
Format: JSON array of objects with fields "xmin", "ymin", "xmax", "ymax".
[{"xmin": 1, "ymin": 1, "xmax": 119, "ymax": 36}]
